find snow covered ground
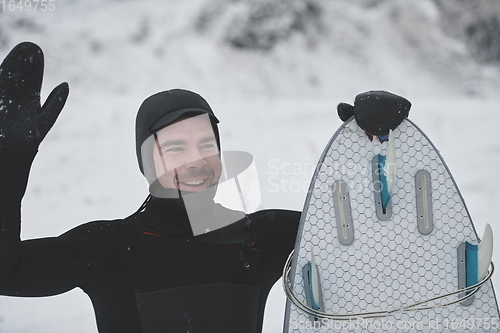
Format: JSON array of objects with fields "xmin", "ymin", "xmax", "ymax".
[{"xmin": 0, "ymin": 0, "xmax": 499, "ymax": 332}]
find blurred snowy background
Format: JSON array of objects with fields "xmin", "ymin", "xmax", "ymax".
[{"xmin": 0, "ymin": 0, "xmax": 499, "ymax": 332}]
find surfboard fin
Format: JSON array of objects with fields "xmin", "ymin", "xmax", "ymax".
[
  {"xmin": 302, "ymin": 248, "xmax": 324, "ymax": 321},
  {"xmin": 378, "ymin": 155, "xmax": 391, "ymax": 213},
  {"xmin": 385, "ymin": 129, "xmax": 396, "ymax": 198},
  {"xmin": 466, "ymin": 224, "xmax": 494, "ymax": 288},
  {"xmin": 478, "ymin": 224, "xmax": 494, "ymax": 281},
  {"xmin": 374, "ymin": 129, "xmax": 396, "ymax": 215}
]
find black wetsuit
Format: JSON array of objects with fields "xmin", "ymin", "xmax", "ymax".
[{"xmin": 0, "ymin": 147, "xmax": 301, "ymax": 332}]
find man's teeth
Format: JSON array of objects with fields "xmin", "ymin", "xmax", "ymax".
[{"xmin": 182, "ymin": 179, "xmax": 205, "ymax": 185}]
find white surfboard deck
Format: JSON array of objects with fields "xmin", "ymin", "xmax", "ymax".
[{"xmin": 283, "ymin": 117, "xmax": 500, "ymax": 332}]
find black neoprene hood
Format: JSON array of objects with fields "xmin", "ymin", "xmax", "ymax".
[{"xmin": 135, "ymin": 89, "xmax": 220, "ymax": 174}]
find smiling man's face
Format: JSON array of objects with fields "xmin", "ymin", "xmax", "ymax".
[{"xmin": 152, "ymin": 114, "xmax": 222, "ymax": 192}]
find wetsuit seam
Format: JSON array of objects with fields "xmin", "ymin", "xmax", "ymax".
[
  {"xmin": 141, "ymin": 231, "xmax": 259, "ymax": 250},
  {"xmin": 0, "ymin": 166, "xmax": 21, "ymax": 232}
]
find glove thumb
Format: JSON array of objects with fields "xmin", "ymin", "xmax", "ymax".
[{"xmin": 33, "ymin": 82, "xmax": 69, "ymax": 142}]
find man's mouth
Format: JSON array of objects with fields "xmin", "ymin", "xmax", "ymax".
[
  {"xmin": 174, "ymin": 175, "xmax": 213, "ymax": 190},
  {"xmin": 180, "ymin": 179, "xmax": 206, "ymax": 186}
]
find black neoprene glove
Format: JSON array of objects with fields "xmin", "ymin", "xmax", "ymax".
[
  {"xmin": 0, "ymin": 42, "xmax": 69, "ymax": 151},
  {"xmin": 0, "ymin": 42, "xmax": 68, "ymax": 238}
]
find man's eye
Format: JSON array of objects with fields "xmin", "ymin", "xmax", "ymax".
[
  {"xmin": 164, "ymin": 147, "xmax": 182, "ymax": 153},
  {"xmin": 201, "ymin": 144, "xmax": 216, "ymax": 150}
]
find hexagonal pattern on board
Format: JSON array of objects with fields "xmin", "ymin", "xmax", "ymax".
[{"xmin": 284, "ymin": 118, "xmax": 499, "ymax": 333}]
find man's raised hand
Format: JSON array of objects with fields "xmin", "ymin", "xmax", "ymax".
[{"xmin": 0, "ymin": 42, "xmax": 69, "ymax": 149}]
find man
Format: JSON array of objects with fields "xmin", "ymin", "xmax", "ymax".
[{"xmin": 0, "ymin": 42, "xmax": 300, "ymax": 332}]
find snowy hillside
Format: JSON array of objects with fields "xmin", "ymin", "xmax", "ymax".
[
  {"xmin": 1, "ymin": 0, "xmax": 499, "ymax": 100},
  {"xmin": 0, "ymin": 0, "xmax": 499, "ymax": 332}
]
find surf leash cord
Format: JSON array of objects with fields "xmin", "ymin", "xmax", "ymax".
[{"xmin": 282, "ymin": 250, "xmax": 495, "ymax": 321}]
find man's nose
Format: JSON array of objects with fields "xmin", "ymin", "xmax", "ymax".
[{"xmin": 183, "ymin": 149, "xmax": 208, "ymax": 169}]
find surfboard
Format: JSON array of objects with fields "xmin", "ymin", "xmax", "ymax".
[{"xmin": 282, "ymin": 95, "xmax": 499, "ymax": 333}]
